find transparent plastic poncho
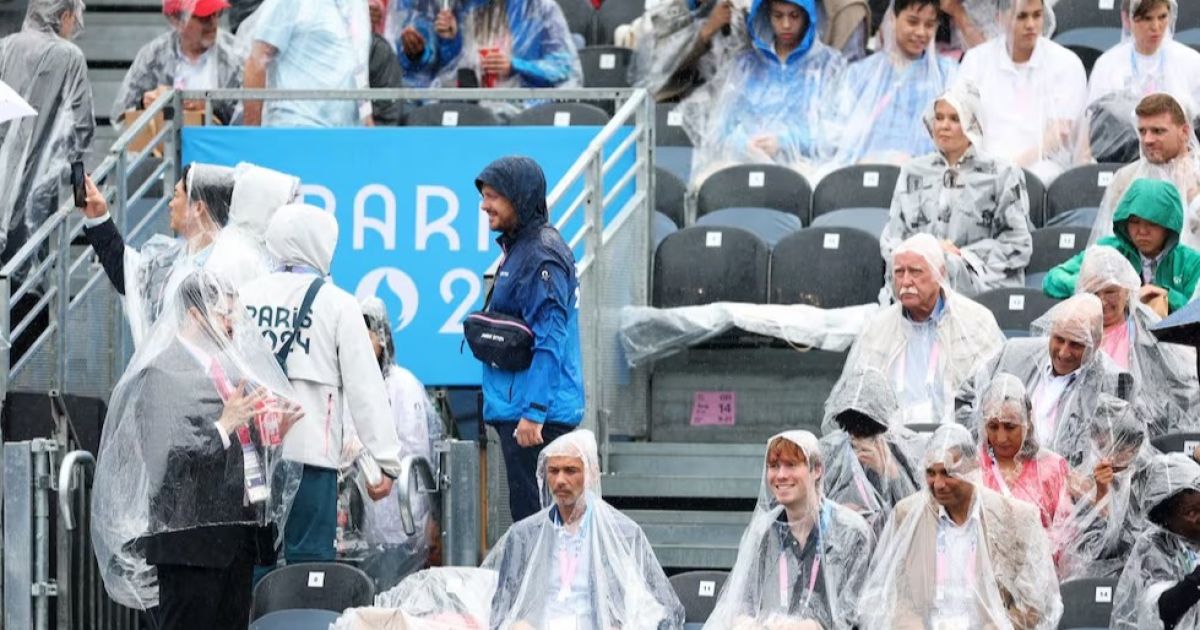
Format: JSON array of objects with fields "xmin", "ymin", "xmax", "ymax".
[
  {"xmin": 630, "ymin": 0, "xmax": 750, "ymax": 101},
  {"xmin": 449, "ymin": 0, "xmax": 582, "ymax": 91},
  {"xmin": 1088, "ymin": 92, "xmax": 1200, "ymax": 250},
  {"xmin": 1074, "ymin": 244, "xmax": 1199, "ymax": 429},
  {"xmin": 482, "ymin": 430, "xmax": 685, "ymax": 629},
  {"xmin": 90, "ymin": 269, "xmax": 304, "ymax": 609},
  {"xmin": 1051, "ymin": 395, "xmax": 1154, "ymax": 582},
  {"xmin": 1112, "ymin": 453, "xmax": 1200, "ymax": 630},
  {"xmin": 957, "ymin": 0, "xmax": 1083, "ymax": 184},
  {"xmin": 844, "ymin": 234, "xmax": 1006, "ymax": 424},
  {"xmin": 705, "ymin": 430, "xmax": 874, "ymax": 629},
  {"xmin": 819, "ymin": 368, "xmax": 925, "ymax": 536},
  {"xmin": 331, "ymin": 567, "xmax": 499, "ymax": 629},
  {"xmin": 954, "ymin": 294, "xmax": 1127, "ymax": 467},
  {"xmin": 0, "ymin": 0, "xmax": 92, "ymax": 258},
  {"xmin": 880, "ymin": 84, "xmax": 1034, "ymax": 296},
  {"xmin": 676, "ymin": 0, "xmax": 844, "ymax": 185},
  {"xmin": 384, "ymin": 0, "xmax": 461, "ymax": 87},
  {"xmin": 821, "ymin": 0, "xmax": 956, "ymax": 169},
  {"xmin": 857, "ymin": 423, "xmax": 1063, "ymax": 630},
  {"xmin": 973, "ymin": 374, "xmax": 1072, "ymax": 530}
]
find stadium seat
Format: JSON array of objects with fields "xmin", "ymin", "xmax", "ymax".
[
  {"xmin": 1150, "ymin": 432, "xmax": 1200, "ymax": 456},
  {"xmin": 555, "ymin": 0, "xmax": 597, "ymax": 43},
  {"xmin": 251, "ymin": 563, "xmax": 375, "ymax": 620},
  {"xmin": 696, "ymin": 208, "xmax": 803, "ymax": 248},
  {"xmin": 249, "ymin": 609, "xmax": 342, "ymax": 630},
  {"xmin": 1045, "ymin": 163, "xmax": 1124, "ymax": 228},
  {"xmin": 594, "ymin": 0, "xmax": 644, "ymax": 45},
  {"xmin": 654, "ymin": 211, "xmax": 679, "ymax": 247},
  {"xmin": 809, "ymin": 208, "xmax": 889, "ymax": 239},
  {"xmin": 811, "ymin": 164, "xmax": 899, "ymax": 224},
  {"xmin": 974, "ymin": 288, "xmax": 1061, "ymax": 338},
  {"xmin": 696, "ymin": 165, "xmax": 811, "ymax": 222},
  {"xmin": 404, "ymin": 102, "xmax": 500, "ymax": 127},
  {"xmin": 669, "ymin": 570, "xmax": 729, "ymax": 624},
  {"xmin": 1058, "ymin": 577, "xmax": 1118, "ymax": 630},
  {"xmin": 770, "ymin": 227, "xmax": 884, "ymax": 308},
  {"xmin": 1027, "ymin": 226, "xmax": 1089, "ymax": 289},
  {"xmin": 579, "ymin": 46, "xmax": 634, "ymax": 88},
  {"xmin": 1053, "ymin": 28, "xmax": 1122, "ymax": 54},
  {"xmin": 1024, "ymin": 168, "xmax": 1047, "ymax": 228},
  {"xmin": 1065, "ymin": 44, "xmax": 1103, "ymax": 78},
  {"xmin": 1177, "ymin": 28, "xmax": 1200, "ymax": 46},
  {"xmin": 509, "ymin": 101, "xmax": 610, "ymax": 126},
  {"xmin": 905, "ymin": 423, "xmax": 941, "ymax": 434},
  {"xmin": 1054, "ymin": 0, "xmax": 1122, "ymax": 33},
  {"xmin": 656, "ymin": 166, "xmax": 687, "ymax": 227},
  {"xmin": 655, "ymin": 102, "xmax": 695, "ymax": 184},
  {"xmin": 652, "ymin": 226, "xmax": 770, "ymax": 307}
]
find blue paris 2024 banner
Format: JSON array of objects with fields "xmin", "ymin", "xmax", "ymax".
[{"xmin": 183, "ymin": 125, "xmax": 632, "ymax": 386}]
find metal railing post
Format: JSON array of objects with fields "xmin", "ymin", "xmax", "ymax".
[
  {"xmin": 584, "ymin": 153, "xmax": 605, "ymax": 436},
  {"xmin": 53, "ymin": 222, "xmax": 68, "ymax": 393},
  {"xmin": 439, "ymin": 440, "xmax": 480, "ymax": 567},
  {"xmin": 30, "ymin": 439, "xmax": 58, "ymax": 630},
  {"xmin": 1, "ymin": 275, "xmax": 10, "ymax": 417}
]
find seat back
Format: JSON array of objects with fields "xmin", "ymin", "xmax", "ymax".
[
  {"xmin": 595, "ymin": 0, "xmax": 645, "ymax": 45},
  {"xmin": 1054, "ymin": 0, "xmax": 1122, "ymax": 33},
  {"xmin": 655, "ymin": 101, "xmax": 693, "ymax": 147},
  {"xmin": 1065, "ymin": 44, "xmax": 1103, "ymax": 78},
  {"xmin": 669, "ymin": 570, "xmax": 729, "ymax": 623},
  {"xmin": 811, "ymin": 164, "xmax": 899, "ymax": 221},
  {"xmin": 696, "ymin": 165, "xmax": 811, "ymax": 221},
  {"xmin": 1024, "ymin": 168, "xmax": 1047, "ymax": 228},
  {"xmin": 1046, "ymin": 163, "xmax": 1124, "ymax": 225},
  {"xmin": 404, "ymin": 102, "xmax": 500, "ymax": 127},
  {"xmin": 974, "ymin": 288, "xmax": 1061, "ymax": 338},
  {"xmin": 579, "ymin": 45, "xmax": 634, "ymax": 87},
  {"xmin": 653, "ymin": 226, "xmax": 770, "ymax": 307},
  {"xmin": 656, "ymin": 166, "xmax": 687, "ymax": 227},
  {"xmin": 249, "ymin": 609, "xmax": 343, "ymax": 630},
  {"xmin": 1150, "ymin": 432, "xmax": 1200, "ymax": 457},
  {"xmin": 1058, "ymin": 577, "xmax": 1118, "ymax": 629},
  {"xmin": 555, "ymin": 0, "xmax": 596, "ymax": 42},
  {"xmin": 809, "ymin": 207, "xmax": 889, "ymax": 239},
  {"xmin": 251, "ymin": 563, "xmax": 375, "ymax": 620},
  {"xmin": 695, "ymin": 208, "xmax": 803, "ymax": 248},
  {"xmin": 509, "ymin": 101, "xmax": 610, "ymax": 126},
  {"xmin": 1053, "ymin": 27, "xmax": 1122, "ymax": 51},
  {"xmin": 1028, "ymin": 226, "xmax": 1090, "ymax": 274},
  {"xmin": 770, "ymin": 227, "xmax": 883, "ymax": 308}
]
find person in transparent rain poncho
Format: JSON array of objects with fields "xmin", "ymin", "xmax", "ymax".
[
  {"xmin": 628, "ymin": 0, "xmax": 747, "ymax": 103},
  {"xmin": 955, "ymin": 0, "xmax": 1087, "ymax": 185},
  {"xmin": 337, "ymin": 296, "xmax": 444, "ymax": 592},
  {"xmin": 676, "ymin": 0, "xmax": 844, "ymax": 185},
  {"xmin": 1084, "ymin": 0, "xmax": 1200, "ymax": 165},
  {"xmin": 1051, "ymin": 395, "xmax": 1153, "ymax": 582},
  {"xmin": 1088, "ymin": 92, "xmax": 1200, "ymax": 250},
  {"xmin": 1112, "ymin": 453, "xmax": 1200, "ymax": 630},
  {"xmin": 331, "ymin": 567, "xmax": 499, "ymax": 630},
  {"xmin": 972, "ymin": 374, "xmax": 1071, "ymax": 531},
  {"xmin": 482, "ymin": 430, "xmax": 684, "ymax": 630},
  {"xmin": 0, "ymin": 0, "xmax": 93, "ymax": 264},
  {"xmin": 704, "ymin": 430, "xmax": 874, "ymax": 630},
  {"xmin": 1060, "ymin": 245, "xmax": 1198, "ymax": 432},
  {"xmin": 90, "ymin": 270, "xmax": 305, "ymax": 628},
  {"xmin": 879, "ymin": 82, "xmax": 1034, "ymax": 297},
  {"xmin": 857, "ymin": 424, "xmax": 1062, "ymax": 630},
  {"xmin": 78, "ymin": 162, "xmax": 294, "ymax": 348},
  {"xmin": 821, "ymin": 0, "xmax": 956, "ymax": 169},
  {"xmin": 954, "ymin": 294, "xmax": 1128, "ymax": 468},
  {"xmin": 819, "ymin": 367, "xmax": 925, "ymax": 536},
  {"xmin": 111, "ymin": 0, "xmax": 243, "ymax": 129},
  {"xmin": 384, "ymin": 0, "xmax": 461, "ymax": 87},
  {"xmin": 843, "ymin": 234, "xmax": 1005, "ymax": 425}
]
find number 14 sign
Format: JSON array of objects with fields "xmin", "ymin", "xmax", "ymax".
[{"xmin": 691, "ymin": 391, "xmax": 737, "ymax": 426}]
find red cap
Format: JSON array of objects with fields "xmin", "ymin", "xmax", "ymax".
[{"xmin": 163, "ymin": 0, "xmax": 231, "ymax": 18}]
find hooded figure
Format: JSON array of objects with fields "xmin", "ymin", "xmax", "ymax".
[
  {"xmin": 880, "ymin": 82, "xmax": 1034, "ymax": 296},
  {"xmin": 1066, "ymin": 245, "xmax": 1198, "ymax": 431},
  {"xmin": 0, "ymin": 0, "xmax": 93, "ymax": 261},
  {"xmin": 1052, "ymin": 395, "xmax": 1153, "ymax": 582},
  {"xmin": 482, "ymin": 430, "xmax": 685, "ymax": 629},
  {"xmin": 447, "ymin": 0, "xmax": 581, "ymax": 95},
  {"xmin": 474, "ymin": 156, "xmax": 584, "ymax": 523},
  {"xmin": 1046, "ymin": 178, "xmax": 1200, "ymax": 314},
  {"xmin": 705, "ymin": 430, "xmax": 874, "ymax": 629},
  {"xmin": 819, "ymin": 367, "xmax": 925, "ymax": 535},
  {"xmin": 678, "ymin": 0, "xmax": 845, "ymax": 184},
  {"xmin": 973, "ymin": 374, "xmax": 1072, "ymax": 530},
  {"xmin": 857, "ymin": 424, "xmax": 1063, "ymax": 629},
  {"xmin": 1112, "ymin": 453, "xmax": 1200, "ymax": 630},
  {"xmin": 822, "ymin": 0, "xmax": 957, "ymax": 168},
  {"xmin": 841, "ymin": 233, "xmax": 1006, "ymax": 424},
  {"xmin": 91, "ymin": 269, "xmax": 305, "ymax": 619},
  {"xmin": 238, "ymin": 203, "xmax": 405, "ymax": 564},
  {"xmin": 954, "ymin": 294, "xmax": 1129, "ymax": 467}
]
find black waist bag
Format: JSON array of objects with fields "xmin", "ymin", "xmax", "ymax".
[{"xmin": 463, "ymin": 310, "xmax": 534, "ymax": 371}]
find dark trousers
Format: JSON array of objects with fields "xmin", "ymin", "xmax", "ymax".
[
  {"xmin": 155, "ymin": 557, "xmax": 254, "ymax": 630},
  {"xmin": 283, "ymin": 464, "xmax": 339, "ymax": 563},
  {"xmin": 493, "ymin": 421, "xmax": 574, "ymax": 522}
]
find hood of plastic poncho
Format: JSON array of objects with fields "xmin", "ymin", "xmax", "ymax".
[
  {"xmin": 264, "ymin": 203, "xmax": 338, "ymax": 275},
  {"xmin": 747, "ymin": 0, "xmax": 818, "ymax": 65},
  {"xmin": 823, "ymin": 367, "xmax": 900, "ymax": 433}
]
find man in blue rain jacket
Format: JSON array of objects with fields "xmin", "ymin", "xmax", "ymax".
[{"xmin": 475, "ymin": 156, "xmax": 584, "ymax": 522}]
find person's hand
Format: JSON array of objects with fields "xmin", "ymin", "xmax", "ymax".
[
  {"xmin": 141, "ymin": 84, "xmax": 170, "ymax": 110},
  {"xmin": 749, "ymin": 133, "xmax": 780, "ymax": 158},
  {"xmin": 1093, "ymin": 459, "xmax": 1114, "ymax": 501},
  {"xmin": 272, "ymin": 399, "xmax": 305, "ymax": 440},
  {"xmin": 182, "ymin": 98, "xmax": 205, "ymax": 112},
  {"xmin": 941, "ymin": 239, "xmax": 962, "ymax": 256},
  {"xmin": 480, "ymin": 50, "xmax": 513, "ymax": 79},
  {"xmin": 401, "ymin": 26, "xmax": 427, "ymax": 60},
  {"xmin": 435, "ymin": 10, "xmax": 458, "ymax": 39},
  {"xmin": 700, "ymin": 0, "xmax": 732, "ymax": 41},
  {"xmin": 1139, "ymin": 284, "xmax": 1169, "ymax": 318},
  {"xmin": 218, "ymin": 382, "xmax": 268, "ymax": 436},
  {"xmin": 514, "ymin": 418, "xmax": 544, "ymax": 447},
  {"xmin": 366, "ymin": 475, "xmax": 394, "ymax": 501},
  {"xmin": 80, "ymin": 175, "xmax": 109, "ymax": 219},
  {"xmin": 939, "ymin": 0, "xmax": 965, "ymax": 16}
]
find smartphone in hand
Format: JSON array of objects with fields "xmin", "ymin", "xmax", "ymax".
[{"xmin": 71, "ymin": 161, "xmax": 86, "ymax": 208}]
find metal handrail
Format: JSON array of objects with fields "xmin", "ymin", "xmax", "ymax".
[
  {"xmin": 396, "ymin": 455, "xmax": 438, "ymax": 536},
  {"xmin": 57, "ymin": 451, "xmax": 95, "ymax": 531}
]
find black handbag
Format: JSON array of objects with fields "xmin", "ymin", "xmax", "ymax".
[{"xmin": 462, "ymin": 281, "xmax": 535, "ymax": 372}]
